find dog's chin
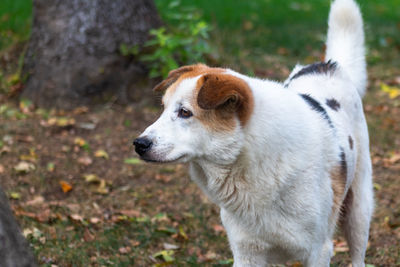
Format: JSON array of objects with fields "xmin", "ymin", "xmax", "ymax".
[{"xmin": 141, "ymin": 153, "xmax": 187, "ymax": 164}]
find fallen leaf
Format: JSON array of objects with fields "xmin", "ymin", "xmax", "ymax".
[
  {"xmin": 47, "ymin": 162, "xmax": 55, "ymax": 172},
  {"xmin": 96, "ymin": 179, "xmax": 110, "ymax": 194},
  {"xmin": 9, "ymin": 192, "xmax": 21, "ymax": 200},
  {"xmin": 119, "ymin": 209, "xmax": 142, "ymax": 217},
  {"xmin": 73, "ymin": 106, "xmax": 89, "ymax": 115},
  {"xmin": 94, "ymin": 149, "xmax": 109, "ymax": 159},
  {"xmin": 334, "ymin": 241, "xmax": 349, "ymax": 253},
  {"xmin": 389, "ymin": 152, "xmax": 400, "ymax": 164},
  {"xmin": 14, "ymin": 161, "xmax": 35, "ymax": 173},
  {"xmin": 16, "ymin": 135, "xmax": 34, "ymax": 143},
  {"xmin": 124, "ymin": 158, "xmax": 142, "ymax": 165},
  {"xmin": 381, "ymin": 83, "xmax": 400, "ymax": 99},
  {"xmin": 77, "ymin": 122, "xmax": 96, "ymax": 130},
  {"xmin": 84, "ymin": 228, "xmax": 95, "ymax": 242},
  {"xmin": 155, "ymin": 174, "xmax": 172, "ymax": 183},
  {"xmin": 77, "ymin": 156, "xmax": 93, "ymax": 166},
  {"xmin": 90, "ymin": 217, "xmax": 101, "ymax": 224},
  {"xmin": 26, "ymin": 195, "xmax": 45, "ymax": 206},
  {"xmin": 47, "ymin": 117, "xmax": 76, "ymax": 127},
  {"xmin": 70, "ymin": 214, "xmax": 84, "ymax": 222},
  {"xmin": 19, "ymin": 99, "xmax": 33, "ymax": 114},
  {"xmin": 163, "ymin": 243, "xmax": 179, "ymax": 250},
  {"xmin": 130, "ymin": 240, "xmax": 140, "ymax": 247},
  {"xmin": 59, "ymin": 180, "xmax": 73, "ymax": 193},
  {"xmin": 36, "ymin": 209, "xmax": 51, "ymax": 222},
  {"xmin": 212, "ymin": 224, "xmax": 225, "ymax": 234},
  {"xmin": 74, "ymin": 137, "xmax": 86, "ymax": 146},
  {"xmin": 153, "ymin": 250, "xmax": 175, "ymax": 262},
  {"xmin": 0, "ymin": 164, "xmax": 4, "ymax": 173},
  {"xmin": 83, "ymin": 174, "xmax": 100, "ymax": 183},
  {"xmin": 178, "ymin": 226, "xmax": 188, "ymax": 240},
  {"xmin": 0, "ymin": 145, "xmax": 11, "ymax": 154},
  {"xmin": 118, "ymin": 246, "xmax": 131, "ymax": 254}
]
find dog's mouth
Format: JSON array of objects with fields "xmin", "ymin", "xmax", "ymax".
[{"xmin": 140, "ymin": 154, "xmax": 186, "ymax": 164}]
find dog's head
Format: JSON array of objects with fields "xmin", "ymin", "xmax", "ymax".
[{"xmin": 133, "ymin": 64, "xmax": 254, "ymax": 164}]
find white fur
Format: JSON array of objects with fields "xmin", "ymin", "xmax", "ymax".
[{"xmin": 137, "ymin": 0, "xmax": 373, "ymax": 266}]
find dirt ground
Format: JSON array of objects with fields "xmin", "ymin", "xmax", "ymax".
[{"xmin": 1, "ymin": 55, "xmax": 400, "ymax": 267}]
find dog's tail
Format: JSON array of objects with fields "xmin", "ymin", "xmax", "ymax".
[{"xmin": 326, "ymin": 0, "xmax": 367, "ymax": 97}]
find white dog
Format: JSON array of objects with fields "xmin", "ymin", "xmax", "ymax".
[{"xmin": 134, "ymin": 0, "xmax": 373, "ymax": 266}]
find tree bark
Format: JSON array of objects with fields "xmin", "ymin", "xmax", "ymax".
[
  {"xmin": 0, "ymin": 188, "xmax": 36, "ymax": 267},
  {"xmin": 22, "ymin": 0, "xmax": 161, "ymax": 109}
]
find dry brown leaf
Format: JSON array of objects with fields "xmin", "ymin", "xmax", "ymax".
[
  {"xmin": 14, "ymin": 161, "xmax": 35, "ymax": 173},
  {"xmin": 119, "ymin": 209, "xmax": 142, "ymax": 217},
  {"xmin": 70, "ymin": 214, "xmax": 84, "ymax": 222},
  {"xmin": 155, "ymin": 174, "xmax": 172, "ymax": 183},
  {"xmin": 334, "ymin": 241, "xmax": 349, "ymax": 253},
  {"xmin": 59, "ymin": 180, "xmax": 73, "ymax": 193},
  {"xmin": 96, "ymin": 179, "xmax": 109, "ymax": 194},
  {"xmin": 25, "ymin": 195, "xmax": 45, "ymax": 206},
  {"xmin": 77, "ymin": 156, "xmax": 93, "ymax": 166},
  {"xmin": 0, "ymin": 164, "xmax": 4, "ymax": 174},
  {"xmin": 118, "ymin": 246, "xmax": 131, "ymax": 254},
  {"xmin": 36, "ymin": 209, "xmax": 51, "ymax": 222},
  {"xmin": 389, "ymin": 152, "xmax": 400, "ymax": 164},
  {"xmin": 83, "ymin": 228, "xmax": 95, "ymax": 242},
  {"xmin": 212, "ymin": 224, "xmax": 226, "ymax": 234},
  {"xmin": 94, "ymin": 149, "xmax": 109, "ymax": 159},
  {"xmin": 90, "ymin": 217, "xmax": 101, "ymax": 224}
]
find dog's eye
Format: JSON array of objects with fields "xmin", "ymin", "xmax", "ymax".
[{"xmin": 178, "ymin": 107, "xmax": 193, "ymax": 119}]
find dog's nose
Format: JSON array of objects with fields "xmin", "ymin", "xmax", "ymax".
[{"xmin": 133, "ymin": 137, "xmax": 153, "ymax": 156}]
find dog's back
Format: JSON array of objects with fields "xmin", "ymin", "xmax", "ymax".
[{"xmin": 282, "ymin": 1, "xmax": 373, "ymax": 265}]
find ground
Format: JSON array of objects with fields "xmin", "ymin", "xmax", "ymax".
[{"xmin": 1, "ymin": 0, "xmax": 400, "ymax": 266}]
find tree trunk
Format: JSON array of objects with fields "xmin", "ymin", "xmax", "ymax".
[
  {"xmin": 22, "ymin": 0, "xmax": 161, "ymax": 109},
  {"xmin": 0, "ymin": 188, "xmax": 36, "ymax": 267}
]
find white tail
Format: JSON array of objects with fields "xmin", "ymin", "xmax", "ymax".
[{"xmin": 326, "ymin": 0, "xmax": 367, "ymax": 97}]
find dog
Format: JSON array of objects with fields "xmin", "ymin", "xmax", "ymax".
[{"xmin": 133, "ymin": 0, "xmax": 373, "ymax": 266}]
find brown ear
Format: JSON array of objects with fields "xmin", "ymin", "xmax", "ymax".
[
  {"xmin": 197, "ymin": 74, "xmax": 253, "ymax": 125},
  {"xmin": 153, "ymin": 66, "xmax": 195, "ymax": 92}
]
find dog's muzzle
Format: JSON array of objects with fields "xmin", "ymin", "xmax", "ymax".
[{"xmin": 133, "ymin": 137, "xmax": 153, "ymax": 156}]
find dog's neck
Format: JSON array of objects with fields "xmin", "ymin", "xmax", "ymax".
[{"xmin": 189, "ymin": 145, "xmax": 284, "ymax": 218}]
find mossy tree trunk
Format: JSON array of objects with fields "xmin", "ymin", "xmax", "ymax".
[
  {"xmin": 0, "ymin": 188, "xmax": 36, "ymax": 267},
  {"xmin": 22, "ymin": 0, "xmax": 161, "ymax": 109}
]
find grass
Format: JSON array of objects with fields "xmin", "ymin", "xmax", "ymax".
[
  {"xmin": 155, "ymin": 0, "xmax": 400, "ymax": 67},
  {"xmin": 0, "ymin": 0, "xmax": 31, "ymax": 50}
]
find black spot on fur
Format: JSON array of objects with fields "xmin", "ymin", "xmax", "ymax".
[
  {"xmin": 300, "ymin": 94, "xmax": 334, "ymax": 128},
  {"xmin": 326, "ymin": 98, "xmax": 341, "ymax": 111},
  {"xmin": 340, "ymin": 147, "xmax": 347, "ymax": 182},
  {"xmin": 290, "ymin": 60, "xmax": 337, "ymax": 81},
  {"xmin": 348, "ymin": 136, "xmax": 354, "ymax": 150}
]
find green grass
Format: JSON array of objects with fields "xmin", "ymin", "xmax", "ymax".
[
  {"xmin": 0, "ymin": 0, "xmax": 32, "ymax": 49},
  {"xmin": 1, "ymin": 0, "xmax": 398, "ymax": 64},
  {"xmin": 154, "ymin": 0, "xmax": 400, "ymax": 66}
]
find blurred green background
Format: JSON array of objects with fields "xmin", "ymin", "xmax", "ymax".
[{"xmin": 1, "ymin": 0, "xmax": 399, "ymax": 63}]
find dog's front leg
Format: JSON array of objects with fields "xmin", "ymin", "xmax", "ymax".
[
  {"xmin": 231, "ymin": 240, "xmax": 269, "ymax": 267},
  {"xmin": 221, "ymin": 209, "xmax": 268, "ymax": 267}
]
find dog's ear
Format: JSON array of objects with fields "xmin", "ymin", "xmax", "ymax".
[
  {"xmin": 197, "ymin": 74, "xmax": 253, "ymax": 125},
  {"xmin": 153, "ymin": 65, "xmax": 195, "ymax": 92}
]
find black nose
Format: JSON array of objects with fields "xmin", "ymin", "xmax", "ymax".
[{"xmin": 133, "ymin": 137, "xmax": 153, "ymax": 156}]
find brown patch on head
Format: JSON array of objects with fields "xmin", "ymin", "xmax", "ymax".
[
  {"xmin": 153, "ymin": 65, "xmax": 196, "ymax": 92},
  {"xmin": 154, "ymin": 64, "xmax": 224, "ymax": 105},
  {"xmin": 348, "ymin": 135, "xmax": 354, "ymax": 150},
  {"xmin": 196, "ymin": 73, "xmax": 254, "ymax": 127},
  {"xmin": 329, "ymin": 147, "xmax": 348, "ymax": 221}
]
